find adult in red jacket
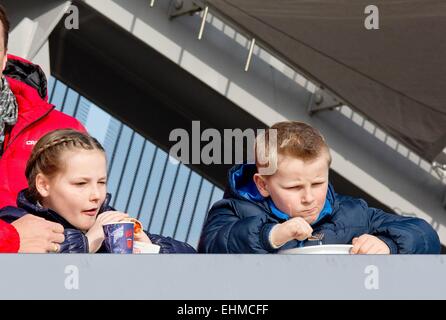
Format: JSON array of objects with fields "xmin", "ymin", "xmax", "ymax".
[
  {"xmin": 0, "ymin": 6, "xmax": 86, "ymax": 252},
  {"xmin": 0, "ymin": 55, "xmax": 86, "ymax": 207}
]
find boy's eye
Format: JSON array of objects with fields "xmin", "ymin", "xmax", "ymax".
[
  {"xmin": 75, "ymin": 182, "xmax": 86, "ymax": 186},
  {"xmin": 98, "ymin": 181, "xmax": 106, "ymax": 185}
]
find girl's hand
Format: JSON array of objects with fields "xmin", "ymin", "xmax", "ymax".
[
  {"xmin": 134, "ymin": 230, "xmax": 152, "ymax": 244},
  {"xmin": 85, "ymin": 211, "xmax": 129, "ymax": 253}
]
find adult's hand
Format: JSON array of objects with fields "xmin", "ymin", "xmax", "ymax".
[{"xmin": 11, "ymin": 214, "xmax": 65, "ymax": 253}]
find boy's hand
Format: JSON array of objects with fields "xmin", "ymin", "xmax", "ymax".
[
  {"xmin": 85, "ymin": 211, "xmax": 129, "ymax": 253},
  {"xmin": 270, "ymin": 217, "xmax": 313, "ymax": 247},
  {"xmin": 350, "ymin": 234, "xmax": 390, "ymax": 254}
]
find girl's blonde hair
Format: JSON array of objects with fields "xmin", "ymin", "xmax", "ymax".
[{"xmin": 25, "ymin": 129, "xmax": 105, "ymax": 201}]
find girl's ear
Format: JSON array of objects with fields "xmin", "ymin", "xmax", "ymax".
[
  {"xmin": 253, "ymin": 173, "xmax": 270, "ymax": 197},
  {"xmin": 35, "ymin": 173, "xmax": 51, "ymax": 198}
]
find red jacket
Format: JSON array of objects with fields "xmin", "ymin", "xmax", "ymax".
[
  {"xmin": 0, "ymin": 55, "xmax": 86, "ymax": 252},
  {"xmin": 0, "ymin": 219, "xmax": 19, "ymax": 253}
]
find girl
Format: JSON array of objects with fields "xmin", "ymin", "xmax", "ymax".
[{"xmin": 0, "ymin": 129, "xmax": 195, "ymax": 253}]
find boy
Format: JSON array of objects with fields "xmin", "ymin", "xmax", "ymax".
[{"xmin": 198, "ymin": 121, "xmax": 440, "ymax": 254}]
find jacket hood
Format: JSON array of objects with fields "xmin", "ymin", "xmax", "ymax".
[
  {"xmin": 226, "ymin": 164, "xmax": 336, "ymax": 223},
  {"xmin": 225, "ymin": 164, "xmax": 264, "ymax": 201},
  {"xmin": 3, "ymin": 55, "xmax": 53, "ymax": 121},
  {"xmin": 16, "ymin": 190, "xmax": 112, "ymax": 230},
  {"xmin": 4, "ymin": 54, "xmax": 48, "ymax": 101}
]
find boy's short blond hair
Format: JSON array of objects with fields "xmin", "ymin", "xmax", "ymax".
[{"xmin": 255, "ymin": 121, "xmax": 331, "ymax": 173}]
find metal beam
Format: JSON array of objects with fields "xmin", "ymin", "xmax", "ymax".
[
  {"xmin": 168, "ymin": 0, "xmax": 204, "ymax": 19},
  {"xmin": 307, "ymin": 88, "xmax": 343, "ymax": 115},
  {"xmin": 197, "ymin": 6, "xmax": 208, "ymax": 40},
  {"xmin": 244, "ymin": 38, "xmax": 256, "ymax": 72}
]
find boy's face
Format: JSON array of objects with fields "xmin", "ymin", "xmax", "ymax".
[
  {"xmin": 37, "ymin": 149, "xmax": 107, "ymax": 231},
  {"xmin": 254, "ymin": 153, "xmax": 330, "ymax": 224}
]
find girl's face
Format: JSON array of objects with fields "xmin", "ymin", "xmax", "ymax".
[{"xmin": 38, "ymin": 149, "xmax": 107, "ymax": 231}]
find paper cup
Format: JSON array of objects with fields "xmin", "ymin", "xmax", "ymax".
[
  {"xmin": 122, "ymin": 217, "xmax": 143, "ymax": 235},
  {"xmin": 103, "ymin": 222, "xmax": 134, "ymax": 254}
]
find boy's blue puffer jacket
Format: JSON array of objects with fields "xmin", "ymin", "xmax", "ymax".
[{"xmin": 198, "ymin": 164, "xmax": 441, "ymax": 254}]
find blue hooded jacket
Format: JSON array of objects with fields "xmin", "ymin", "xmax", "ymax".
[
  {"xmin": 0, "ymin": 190, "xmax": 196, "ymax": 254},
  {"xmin": 198, "ymin": 164, "xmax": 441, "ymax": 254}
]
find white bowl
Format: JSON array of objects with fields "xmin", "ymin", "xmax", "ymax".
[{"xmin": 278, "ymin": 244, "xmax": 353, "ymax": 255}]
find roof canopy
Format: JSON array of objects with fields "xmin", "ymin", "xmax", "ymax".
[{"xmin": 206, "ymin": 0, "xmax": 446, "ymax": 162}]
